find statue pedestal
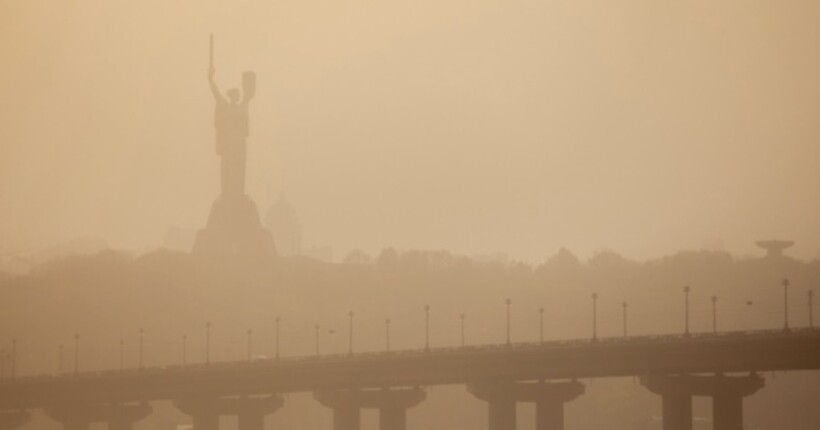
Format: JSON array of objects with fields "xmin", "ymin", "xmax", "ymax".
[{"xmin": 193, "ymin": 194, "xmax": 276, "ymax": 258}]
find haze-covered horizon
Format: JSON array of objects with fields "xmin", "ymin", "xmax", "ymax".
[{"xmin": 3, "ymin": 0, "xmax": 820, "ymax": 263}]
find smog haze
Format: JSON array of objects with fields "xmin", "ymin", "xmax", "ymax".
[{"xmin": 3, "ymin": 0, "xmax": 820, "ymax": 261}]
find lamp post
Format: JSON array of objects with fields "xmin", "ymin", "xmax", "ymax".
[
  {"xmin": 182, "ymin": 335, "xmax": 187, "ymax": 365},
  {"xmin": 622, "ymin": 302, "xmax": 628, "ymax": 338},
  {"xmin": 711, "ymin": 296, "xmax": 718, "ymax": 334},
  {"xmin": 783, "ymin": 279, "xmax": 790, "ymax": 331},
  {"xmin": 119, "ymin": 339, "xmax": 124, "ymax": 370},
  {"xmin": 10, "ymin": 339, "xmax": 15, "ymax": 378},
  {"xmin": 505, "ymin": 299, "xmax": 512, "ymax": 346},
  {"xmin": 315, "ymin": 324, "xmax": 320, "ymax": 356},
  {"xmin": 275, "ymin": 317, "xmax": 281, "ymax": 360},
  {"xmin": 205, "ymin": 321, "xmax": 211, "ymax": 365},
  {"xmin": 809, "ymin": 290, "xmax": 815, "ymax": 329},
  {"xmin": 539, "ymin": 307, "xmax": 545, "ymax": 344},
  {"xmin": 348, "ymin": 311, "xmax": 354, "ymax": 356},
  {"xmin": 58, "ymin": 344, "xmax": 63, "ymax": 375},
  {"xmin": 684, "ymin": 286, "xmax": 691, "ymax": 336},
  {"xmin": 74, "ymin": 333, "xmax": 79, "ymax": 375},
  {"xmin": 138, "ymin": 328, "xmax": 144, "ymax": 370},
  {"xmin": 385, "ymin": 319, "xmax": 391, "ymax": 352},
  {"xmin": 0, "ymin": 348, "xmax": 4, "ymax": 379},
  {"xmin": 246, "ymin": 329, "xmax": 253, "ymax": 361},
  {"xmin": 592, "ymin": 293, "xmax": 599, "ymax": 341},
  {"xmin": 460, "ymin": 313, "xmax": 465, "ymax": 347},
  {"xmin": 424, "ymin": 305, "xmax": 430, "ymax": 352}
]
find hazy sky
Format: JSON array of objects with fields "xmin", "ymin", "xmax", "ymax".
[{"xmin": 2, "ymin": 1, "xmax": 819, "ymax": 262}]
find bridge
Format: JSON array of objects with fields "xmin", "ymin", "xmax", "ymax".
[{"xmin": 0, "ymin": 328, "xmax": 818, "ymax": 430}]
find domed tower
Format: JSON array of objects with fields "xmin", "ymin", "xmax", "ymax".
[{"xmin": 756, "ymin": 240, "xmax": 795, "ymax": 259}]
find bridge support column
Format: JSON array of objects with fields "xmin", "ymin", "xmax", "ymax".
[
  {"xmin": 379, "ymin": 406, "xmax": 408, "ymax": 430},
  {"xmin": 45, "ymin": 404, "xmax": 90, "ymax": 430},
  {"xmin": 642, "ymin": 374, "xmax": 764, "ymax": 430},
  {"xmin": 174, "ymin": 395, "xmax": 282, "ymax": 430},
  {"xmin": 469, "ymin": 380, "xmax": 584, "ymax": 430},
  {"xmin": 487, "ymin": 399, "xmax": 515, "ymax": 430},
  {"xmin": 713, "ymin": 393, "xmax": 743, "ymax": 430},
  {"xmin": 108, "ymin": 404, "xmax": 153, "ymax": 430},
  {"xmin": 659, "ymin": 391, "xmax": 692, "ymax": 430},
  {"xmin": 0, "ymin": 412, "xmax": 30, "ymax": 430},
  {"xmin": 315, "ymin": 388, "xmax": 426, "ymax": 430},
  {"xmin": 190, "ymin": 411, "xmax": 218, "ymax": 430},
  {"xmin": 332, "ymin": 405, "xmax": 359, "ymax": 430},
  {"xmin": 62, "ymin": 419, "xmax": 88, "ymax": 430},
  {"xmin": 46, "ymin": 403, "xmax": 151, "ymax": 430},
  {"xmin": 711, "ymin": 375, "xmax": 763, "ymax": 430}
]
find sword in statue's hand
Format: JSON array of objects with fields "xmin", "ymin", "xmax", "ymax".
[
  {"xmin": 208, "ymin": 33, "xmax": 215, "ymax": 77},
  {"xmin": 207, "ymin": 34, "xmax": 222, "ymax": 102}
]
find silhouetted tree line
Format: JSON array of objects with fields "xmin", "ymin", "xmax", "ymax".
[{"xmin": 1, "ymin": 247, "xmax": 819, "ymax": 430}]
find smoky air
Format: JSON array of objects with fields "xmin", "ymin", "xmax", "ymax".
[{"xmin": 1, "ymin": 2, "xmax": 819, "ymax": 430}]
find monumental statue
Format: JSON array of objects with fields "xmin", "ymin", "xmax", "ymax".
[{"xmin": 192, "ymin": 35, "xmax": 276, "ymax": 258}]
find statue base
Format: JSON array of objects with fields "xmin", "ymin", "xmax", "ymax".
[{"xmin": 192, "ymin": 194, "xmax": 276, "ymax": 258}]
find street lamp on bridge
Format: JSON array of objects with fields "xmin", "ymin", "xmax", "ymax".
[
  {"xmin": 810, "ymin": 290, "xmax": 815, "ymax": 329},
  {"xmin": 11, "ymin": 339, "xmax": 16, "ymax": 378},
  {"xmin": 783, "ymin": 279, "xmax": 790, "ymax": 331},
  {"xmin": 460, "ymin": 313, "xmax": 465, "ymax": 347},
  {"xmin": 505, "ymin": 299, "xmax": 512, "ymax": 346},
  {"xmin": 119, "ymin": 339, "xmax": 124, "ymax": 370},
  {"xmin": 247, "ymin": 329, "xmax": 253, "ymax": 361},
  {"xmin": 74, "ymin": 333, "xmax": 79, "ymax": 375},
  {"xmin": 684, "ymin": 286, "xmax": 691, "ymax": 337},
  {"xmin": 182, "ymin": 335, "xmax": 187, "ymax": 365},
  {"xmin": 205, "ymin": 321, "xmax": 211, "ymax": 365},
  {"xmin": 315, "ymin": 324, "xmax": 321, "ymax": 356},
  {"xmin": 348, "ymin": 311, "xmax": 354, "ymax": 356},
  {"xmin": 275, "ymin": 317, "xmax": 281, "ymax": 361},
  {"xmin": 385, "ymin": 318, "xmax": 391, "ymax": 352},
  {"xmin": 711, "ymin": 296, "xmax": 718, "ymax": 334},
  {"xmin": 424, "ymin": 305, "xmax": 430, "ymax": 352},
  {"xmin": 139, "ymin": 328, "xmax": 144, "ymax": 370},
  {"xmin": 591, "ymin": 293, "xmax": 599, "ymax": 341},
  {"xmin": 58, "ymin": 344, "xmax": 63, "ymax": 375},
  {"xmin": 622, "ymin": 302, "xmax": 628, "ymax": 338},
  {"xmin": 538, "ymin": 307, "xmax": 544, "ymax": 344}
]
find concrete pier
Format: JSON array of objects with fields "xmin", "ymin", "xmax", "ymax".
[
  {"xmin": 46, "ymin": 403, "xmax": 151, "ymax": 430},
  {"xmin": 174, "ymin": 395, "xmax": 283, "ymax": 430},
  {"xmin": 468, "ymin": 380, "xmax": 585, "ymax": 430},
  {"xmin": 315, "ymin": 388, "xmax": 426, "ymax": 430},
  {"xmin": 642, "ymin": 373, "xmax": 764, "ymax": 430}
]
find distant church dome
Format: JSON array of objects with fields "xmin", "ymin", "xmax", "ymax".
[{"xmin": 265, "ymin": 194, "xmax": 302, "ymax": 256}]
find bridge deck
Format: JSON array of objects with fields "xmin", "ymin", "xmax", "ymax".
[{"xmin": 1, "ymin": 329, "xmax": 818, "ymax": 410}]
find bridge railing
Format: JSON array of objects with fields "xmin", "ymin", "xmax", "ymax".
[{"xmin": 1, "ymin": 327, "xmax": 816, "ymax": 384}]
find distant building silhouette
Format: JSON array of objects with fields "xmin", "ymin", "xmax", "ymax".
[
  {"xmin": 756, "ymin": 240, "xmax": 795, "ymax": 259},
  {"xmin": 265, "ymin": 195, "xmax": 302, "ymax": 257}
]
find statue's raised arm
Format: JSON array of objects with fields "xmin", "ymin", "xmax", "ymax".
[{"xmin": 207, "ymin": 34, "xmax": 226, "ymax": 104}]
